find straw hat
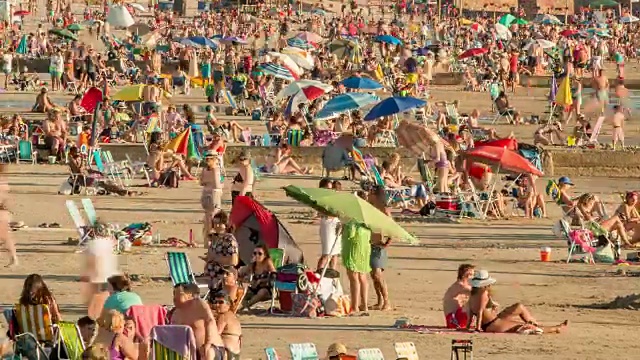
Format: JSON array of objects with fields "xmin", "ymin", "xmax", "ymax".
[
  {"xmin": 326, "ymin": 343, "xmax": 348, "ymax": 358},
  {"xmin": 470, "ymin": 270, "xmax": 496, "ymax": 288}
]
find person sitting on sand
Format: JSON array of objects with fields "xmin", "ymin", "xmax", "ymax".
[
  {"xmin": 238, "ymin": 244, "xmax": 276, "ymax": 311},
  {"xmin": 33, "ymin": 87, "xmax": 57, "ymax": 113},
  {"xmin": 533, "ymin": 121, "xmax": 564, "ymax": 146},
  {"xmin": 19, "ymin": 274, "xmax": 63, "ymax": 323},
  {"xmin": 210, "ymin": 291, "xmax": 242, "ymax": 360},
  {"xmin": 467, "ymin": 270, "xmax": 568, "ymax": 334},
  {"xmin": 171, "ymin": 283, "xmax": 225, "ymax": 360},
  {"xmin": 218, "ymin": 266, "xmax": 244, "ymax": 314},
  {"xmin": 262, "ymin": 144, "xmax": 312, "ymax": 175},
  {"xmin": 443, "ymin": 264, "xmax": 474, "ymax": 329},
  {"xmin": 616, "ymin": 192, "xmax": 640, "ymax": 233},
  {"xmin": 513, "ymin": 174, "xmax": 547, "ymax": 218},
  {"xmin": 466, "ymin": 109, "xmax": 497, "ymax": 139}
]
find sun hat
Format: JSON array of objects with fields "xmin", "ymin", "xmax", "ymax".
[
  {"xmin": 558, "ymin": 176, "xmax": 574, "ymax": 186},
  {"xmin": 470, "ymin": 270, "xmax": 496, "ymax": 288},
  {"xmin": 326, "ymin": 343, "xmax": 348, "ymax": 358}
]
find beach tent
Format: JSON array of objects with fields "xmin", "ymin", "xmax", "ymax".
[
  {"xmin": 163, "ymin": 127, "xmax": 199, "ymax": 160},
  {"xmin": 229, "ymin": 196, "xmax": 304, "ymax": 266}
]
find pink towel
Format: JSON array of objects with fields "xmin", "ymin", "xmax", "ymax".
[{"xmin": 125, "ymin": 305, "xmax": 167, "ymax": 340}]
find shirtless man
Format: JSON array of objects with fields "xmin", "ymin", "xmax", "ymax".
[
  {"xmin": 43, "ymin": 110, "xmax": 67, "ymax": 158},
  {"xmin": 611, "ymin": 105, "xmax": 626, "ymax": 150},
  {"xmin": 171, "ymin": 283, "xmax": 225, "ymax": 360},
  {"xmin": 142, "ymin": 79, "xmax": 162, "ymax": 116},
  {"xmin": 34, "ymin": 87, "xmax": 56, "ymax": 113},
  {"xmin": 586, "ymin": 69, "xmax": 609, "ymax": 115},
  {"xmin": 443, "ymin": 264, "xmax": 474, "ymax": 329},
  {"xmin": 68, "ymin": 94, "xmax": 92, "ymax": 122}
]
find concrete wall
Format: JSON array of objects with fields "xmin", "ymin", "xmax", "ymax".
[{"xmin": 100, "ymin": 143, "xmax": 640, "ymax": 178}]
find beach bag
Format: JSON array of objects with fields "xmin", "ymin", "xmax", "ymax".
[
  {"xmin": 324, "ymin": 294, "xmax": 350, "ymax": 317},
  {"xmin": 292, "ymin": 293, "xmax": 320, "ymax": 318},
  {"xmin": 594, "ymin": 244, "xmax": 615, "ymax": 263}
]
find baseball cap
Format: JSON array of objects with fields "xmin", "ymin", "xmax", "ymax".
[{"xmin": 558, "ymin": 176, "xmax": 574, "ymax": 186}]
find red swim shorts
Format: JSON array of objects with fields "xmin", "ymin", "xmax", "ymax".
[{"xmin": 445, "ymin": 307, "xmax": 469, "ymax": 329}]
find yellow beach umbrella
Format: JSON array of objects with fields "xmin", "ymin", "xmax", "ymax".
[
  {"xmin": 554, "ymin": 76, "xmax": 573, "ymax": 107},
  {"xmin": 460, "ymin": 18, "xmax": 474, "ymax": 25},
  {"xmin": 112, "ymin": 84, "xmax": 145, "ymax": 101}
]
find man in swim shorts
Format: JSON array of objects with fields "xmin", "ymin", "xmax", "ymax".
[{"xmin": 443, "ymin": 264, "xmax": 475, "ymax": 328}]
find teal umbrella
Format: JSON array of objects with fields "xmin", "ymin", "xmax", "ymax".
[
  {"xmin": 67, "ymin": 23, "xmax": 84, "ymax": 32},
  {"xmin": 498, "ymin": 14, "xmax": 516, "ymax": 27},
  {"xmin": 16, "ymin": 35, "xmax": 28, "ymax": 55}
]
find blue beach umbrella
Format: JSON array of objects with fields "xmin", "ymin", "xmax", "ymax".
[
  {"xmin": 315, "ymin": 93, "xmax": 380, "ymax": 120},
  {"xmin": 287, "ymin": 37, "xmax": 315, "ymax": 50},
  {"xmin": 178, "ymin": 38, "xmax": 201, "ymax": 47},
  {"xmin": 340, "ymin": 76, "xmax": 383, "ymax": 90},
  {"xmin": 363, "ymin": 96, "xmax": 426, "ymax": 121},
  {"xmin": 311, "ymin": 8, "xmax": 326, "ymax": 16},
  {"xmin": 374, "ymin": 35, "xmax": 403, "ymax": 46},
  {"xmin": 187, "ymin": 36, "xmax": 218, "ymax": 49}
]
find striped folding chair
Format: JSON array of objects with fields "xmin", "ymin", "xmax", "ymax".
[
  {"xmin": 15, "ymin": 304, "xmax": 54, "ymax": 343},
  {"xmin": 265, "ymin": 347, "xmax": 280, "ymax": 360},
  {"xmin": 165, "ymin": 252, "xmax": 209, "ymax": 298},
  {"xmin": 289, "ymin": 343, "xmax": 319, "ymax": 360},
  {"xmin": 394, "ymin": 342, "xmax": 419, "ymax": 360},
  {"xmin": 150, "ymin": 325, "xmax": 196, "ymax": 360},
  {"xmin": 287, "ymin": 129, "xmax": 304, "ymax": 146}
]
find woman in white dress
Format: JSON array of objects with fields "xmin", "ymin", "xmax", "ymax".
[{"xmin": 317, "ymin": 179, "xmax": 341, "ymax": 271}]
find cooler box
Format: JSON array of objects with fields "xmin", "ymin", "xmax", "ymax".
[{"xmin": 436, "ymin": 194, "xmax": 459, "ymax": 211}]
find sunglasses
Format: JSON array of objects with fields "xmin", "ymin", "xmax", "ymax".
[
  {"xmin": 253, "ymin": 251, "xmax": 264, "ymax": 256},
  {"xmin": 212, "ymin": 299, "xmax": 227, "ymax": 305}
]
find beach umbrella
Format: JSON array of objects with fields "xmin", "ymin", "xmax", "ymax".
[
  {"xmin": 620, "ymin": 15, "xmax": 639, "ymax": 23},
  {"xmin": 311, "ymin": 8, "xmax": 326, "ymax": 16},
  {"xmin": 107, "ymin": 5, "xmax": 135, "ymax": 28},
  {"xmin": 285, "ymin": 85, "xmax": 330, "ymax": 115},
  {"xmin": 164, "ymin": 127, "xmax": 199, "ymax": 160},
  {"xmin": 296, "ymin": 31, "xmax": 323, "ymax": 43},
  {"xmin": 536, "ymin": 39, "xmax": 556, "ymax": 49},
  {"xmin": 267, "ymin": 52, "xmax": 303, "ymax": 76},
  {"xmin": 220, "ymin": 36, "xmax": 247, "ymax": 45},
  {"xmin": 458, "ymin": 47, "xmax": 487, "ymax": 59},
  {"xmin": 560, "ymin": 29, "xmax": 579, "ymax": 37},
  {"xmin": 130, "ymin": 3, "xmax": 146, "ymax": 11},
  {"xmin": 340, "ymin": 76, "xmax": 383, "ymax": 90},
  {"xmin": 474, "ymin": 138, "xmax": 518, "ymax": 151},
  {"xmin": 495, "ymin": 23, "xmax": 512, "ymax": 40},
  {"xmin": 364, "ymin": 96, "xmax": 426, "ymax": 121},
  {"xmin": 128, "ymin": 22, "xmax": 151, "ymax": 36},
  {"xmin": 187, "ymin": 36, "xmax": 218, "ymax": 49},
  {"xmin": 48, "ymin": 28, "xmax": 78, "ymax": 41},
  {"xmin": 258, "ymin": 63, "xmax": 299, "ymax": 81},
  {"xmin": 112, "ymin": 84, "xmax": 145, "ymax": 101},
  {"xmin": 554, "ymin": 76, "xmax": 573, "ymax": 108},
  {"xmin": 589, "ymin": 0, "xmax": 618, "ymax": 6},
  {"xmin": 315, "ymin": 93, "xmax": 379, "ymax": 120},
  {"xmin": 498, "ymin": 14, "xmax": 516, "ymax": 27},
  {"xmin": 282, "ymin": 186, "xmax": 415, "ymax": 242},
  {"xmin": 374, "ymin": 34, "xmax": 403, "ymax": 46},
  {"xmin": 535, "ymin": 14, "xmax": 562, "ymax": 25},
  {"xmin": 515, "ymin": 18, "xmax": 528, "ymax": 25},
  {"xmin": 468, "ymin": 23, "xmax": 484, "ymax": 32},
  {"xmin": 459, "ymin": 18, "xmax": 474, "ymax": 25},
  {"xmin": 287, "ymin": 37, "xmax": 315, "ymax": 50},
  {"xmin": 465, "ymin": 146, "xmax": 543, "ymax": 176},
  {"xmin": 67, "ymin": 23, "xmax": 84, "ymax": 32},
  {"xmin": 177, "ymin": 38, "xmax": 201, "ymax": 47},
  {"xmin": 283, "ymin": 52, "xmax": 314, "ymax": 69},
  {"xmin": 276, "ymin": 80, "xmax": 332, "ymax": 100},
  {"xmin": 328, "ymin": 39, "xmax": 357, "ymax": 57},
  {"xmin": 16, "ymin": 35, "xmax": 28, "ymax": 55},
  {"xmin": 13, "ymin": 10, "xmax": 30, "ymax": 16}
]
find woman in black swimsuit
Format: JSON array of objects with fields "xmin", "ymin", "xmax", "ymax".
[
  {"xmin": 239, "ymin": 244, "xmax": 276, "ymax": 310},
  {"xmin": 467, "ymin": 270, "xmax": 568, "ymax": 334},
  {"xmin": 230, "ymin": 151, "xmax": 254, "ymax": 205}
]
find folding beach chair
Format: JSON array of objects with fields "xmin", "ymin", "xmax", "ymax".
[
  {"xmin": 55, "ymin": 321, "xmax": 85, "ymax": 360},
  {"xmin": 125, "ymin": 154, "xmax": 151, "ymax": 186},
  {"xmin": 370, "ymin": 165, "xmax": 412, "ymax": 208},
  {"xmin": 394, "ymin": 342, "xmax": 419, "ymax": 360},
  {"xmin": 287, "ymin": 129, "xmax": 304, "ymax": 146},
  {"xmin": 17, "ymin": 140, "xmax": 37, "ymax": 164},
  {"xmin": 321, "ymin": 143, "xmax": 351, "ymax": 179},
  {"xmin": 66, "ymin": 200, "xmax": 92, "ymax": 246},
  {"xmin": 559, "ymin": 220, "xmax": 597, "ymax": 264},
  {"xmin": 81, "ymin": 198, "xmax": 98, "ymax": 226},
  {"xmin": 357, "ymin": 348, "xmax": 385, "ymax": 360},
  {"xmin": 150, "ymin": 325, "xmax": 196, "ymax": 360},
  {"xmin": 15, "ymin": 304, "xmax": 55, "ymax": 344},
  {"xmin": 289, "ymin": 343, "xmax": 319, "ymax": 360},
  {"xmin": 125, "ymin": 305, "xmax": 167, "ymax": 340},
  {"xmin": 265, "ymin": 347, "xmax": 280, "ymax": 360},
  {"xmin": 268, "ymin": 248, "xmax": 285, "ymax": 269},
  {"xmin": 165, "ymin": 252, "xmax": 209, "ymax": 298}
]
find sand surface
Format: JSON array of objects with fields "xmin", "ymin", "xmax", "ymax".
[{"xmin": 0, "ymin": 166, "xmax": 639, "ymax": 360}]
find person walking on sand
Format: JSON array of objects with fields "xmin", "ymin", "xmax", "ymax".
[
  {"xmin": 368, "ymin": 186, "xmax": 391, "ymax": 311},
  {"xmin": 0, "ymin": 164, "xmax": 17, "ymax": 267},
  {"xmin": 443, "ymin": 264, "xmax": 474, "ymax": 329},
  {"xmin": 610, "ymin": 105, "xmax": 626, "ymax": 150}
]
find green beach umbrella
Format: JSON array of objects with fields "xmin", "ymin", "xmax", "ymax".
[
  {"xmin": 48, "ymin": 28, "xmax": 78, "ymax": 41},
  {"xmin": 498, "ymin": 14, "xmax": 516, "ymax": 27},
  {"xmin": 515, "ymin": 18, "xmax": 528, "ymax": 25},
  {"xmin": 282, "ymin": 185, "xmax": 416, "ymax": 243},
  {"xmin": 589, "ymin": 0, "xmax": 618, "ymax": 6},
  {"xmin": 67, "ymin": 23, "xmax": 84, "ymax": 32}
]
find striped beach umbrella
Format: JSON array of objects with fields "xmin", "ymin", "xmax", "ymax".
[
  {"xmin": 259, "ymin": 63, "xmax": 298, "ymax": 81},
  {"xmin": 287, "ymin": 37, "xmax": 315, "ymax": 50},
  {"xmin": 315, "ymin": 93, "xmax": 380, "ymax": 120}
]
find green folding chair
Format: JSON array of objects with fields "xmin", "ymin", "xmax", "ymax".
[
  {"xmin": 268, "ymin": 248, "xmax": 285, "ymax": 269},
  {"xmin": 152, "ymin": 339, "xmax": 183, "ymax": 360},
  {"xmin": 165, "ymin": 252, "xmax": 209, "ymax": 297},
  {"xmin": 287, "ymin": 129, "xmax": 304, "ymax": 146},
  {"xmin": 56, "ymin": 321, "xmax": 86, "ymax": 360}
]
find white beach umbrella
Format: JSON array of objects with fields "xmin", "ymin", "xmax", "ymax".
[
  {"xmin": 495, "ymin": 23, "xmax": 512, "ymax": 40},
  {"xmin": 268, "ymin": 52, "xmax": 303, "ymax": 76},
  {"xmin": 276, "ymin": 80, "xmax": 333, "ymax": 100},
  {"xmin": 130, "ymin": 3, "xmax": 146, "ymax": 11},
  {"xmin": 107, "ymin": 5, "xmax": 135, "ymax": 28}
]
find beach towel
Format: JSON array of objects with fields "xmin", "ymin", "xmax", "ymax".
[
  {"xmin": 150, "ymin": 325, "xmax": 197, "ymax": 359},
  {"xmin": 125, "ymin": 305, "xmax": 167, "ymax": 340}
]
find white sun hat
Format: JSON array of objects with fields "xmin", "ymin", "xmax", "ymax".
[{"xmin": 470, "ymin": 270, "xmax": 497, "ymax": 288}]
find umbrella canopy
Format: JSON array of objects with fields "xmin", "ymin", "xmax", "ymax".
[
  {"xmin": 164, "ymin": 127, "xmax": 200, "ymax": 160},
  {"xmin": 515, "ymin": 18, "xmax": 528, "ymax": 25},
  {"xmin": 48, "ymin": 28, "xmax": 78, "ymax": 41},
  {"xmin": 258, "ymin": 63, "xmax": 299, "ymax": 81},
  {"xmin": 177, "ymin": 38, "xmax": 201, "ymax": 47},
  {"xmin": 267, "ymin": 52, "xmax": 303, "ymax": 76},
  {"xmin": 16, "ymin": 35, "xmax": 28, "ymax": 55},
  {"xmin": 364, "ymin": 96, "xmax": 426, "ymax": 121},
  {"xmin": 464, "ymin": 146, "xmax": 543, "ymax": 176},
  {"xmin": 341, "ymin": 76, "xmax": 383, "ymax": 90},
  {"xmin": 458, "ymin": 47, "xmax": 487, "ymax": 59},
  {"xmin": 395, "ymin": 120, "xmax": 452, "ymax": 155},
  {"xmin": 620, "ymin": 15, "xmax": 640, "ymax": 23},
  {"xmin": 187, "ymin": 36, "xmax": 218, "ymax": 49},
  {"xmin": 328, "ymin": 39, "xmax": 356, "ymax": 57},
  {"xmin": 374, "ymin": 35, "xmax": 403, "ymax": 45},
  {"xmin": 67, "ymin": 23, "xmax": 84, "ymax": 31},
  {"xmin": 112, "ymin": 84, "xmax": 147, "ymax": 101},
  {"xmin": 276, "ymin": 80, "xmax": 332, "ymax": 100},
  {"xmin": 498, "ymin": 14, "xmax": 516, "ymax": 27},
  {"xmin": 494, "ymin": 23, "xmax": 512, "ymax": 40},
  {"xmin": 296, "ymin": 31, "xmax": 323, "ymax": 43},
  {"xmin": 590, "ymin": 0, "xmax": 618, "ymax": 6},
  {"xmin": 220, "ymin": 36, "xmax": 247, "ymax": 45},
  {"xmin": 130, "ymin": 3, "xmax": 146, "ymax": 11},
  {"xmin": 287, "ymin": 37, "xmax": 315, "ymax": 50},
  {"xmin": 285, "ymin": 86, "xmax": 332, "ymax": 115},
  {"xmin": 559, "ymin": 29, "xmax": 579, "ymax": 37},
  {"xmin": 282, "ymin": 186, "xmax": 416, "ymax": 242},
  {"xmin": 107, "ymin": 5, "xmax": 135, "ymax": 28},
  {"xmin": 128, "ymin": 22, "xmax": 151, "ymax": 36},
  {"xmin": 524, "ymin": 39, "xmax": 556, "ymax": 50},
  {"xmin": 535, "ymin": 14, "xmax": 562, "ymax": 25},
  {"xmin": 315, "ymin": 93, "xmax": 380, "ymax": 120},
  {"xmin": 13, "ymin": 10, "xmax": 30, "ymax": 16},
  {"xmin": 283, "ymin": 52, "xmax": 314, "ymax": 69}
]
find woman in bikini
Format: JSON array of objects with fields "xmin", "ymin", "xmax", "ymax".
[
  {"xmin": 263, "ymin": 144, "xmax": 311, "ymax": 175},
  {"xmin": 0, "ymin": 164, "xmax": 17, "ymax": 267},
  {"xmin": 239, "ymin": 244, "xmax": 276, "ymax": 310},
  {"xmin": 230, "ymin": 151, "xmax": 254, "ymax": 205},
  {"xmin": 211, "ymin": 292, "xmax": 242, "ymax": 360},
  {"xmin": 576, "ymin": 193, "xmax": 633, "ymax": 247},
  {"xmin": 467, "ymin": 270, "xmax": 568, "ymax": 334},
  {"xmin": 200, "ymin": 151, "xmax": 223, "ymax": 238}
]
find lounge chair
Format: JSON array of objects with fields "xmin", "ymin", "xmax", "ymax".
[
  {"xmin": 287, "ymin": 129, "xmax": 304, "ymax": 146},
  {"xmin": 555, "ymin": 219, "xmax": 596, "ymax": 264},
  {"xmin": 55, "ymin": 321, "xmax": 86, "ymax": 360},
  {"xmin": 394, "ymin": 342, "xmax": 418, "ymax": 360},
  {"xmin": 66, "ymin": 200, "xmax": 92, "ymax": 246},
  {"xmin": 265, "ymin": 347, "xmax": 280, "ymax": 360},
  {"xmin": 370, "ymin": 166, "xmax": 412, "ymax": 208},
  {"xmin": 289, "ymin": 343, "xmax": 319, "ymax": 360},
  {"xmin": 357, "ymin": 348, "xmax": 385, "ymax": 360},
  {"xmin": 165, "ymin": 252, "xmax": 209, "ymax": 298}
]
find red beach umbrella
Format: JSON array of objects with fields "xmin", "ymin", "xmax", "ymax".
[
  {"xmin": 458, "ymin": 47, "xmax": 488, "ymax": 59},
  {"xmin": 465, "ymin": 146, "xmax": 543, "ymax": 176},
  {"xmin": 14, "ymin": 10, "xmax": 31, "ymax": 16},
  {"xmin": 475, "ymin": 138, "xmax": 518, "ymax": 151},
  {"xmin": 559, "ymin": 29, "xmax": 579, "ymax": 37}
]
